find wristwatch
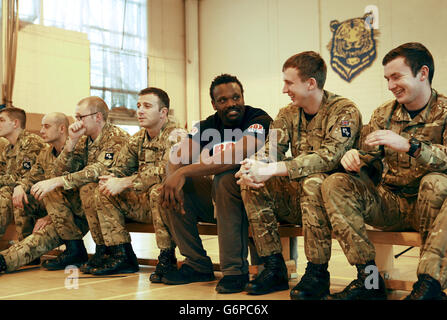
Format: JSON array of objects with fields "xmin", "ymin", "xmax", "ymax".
[{"xmin": 407, "ymin": 137, "xmax": 421, "ymax": 157}]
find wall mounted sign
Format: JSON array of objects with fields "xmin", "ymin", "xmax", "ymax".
[{"xmin": 328, "ymin": 12, "xmax": 378, "ymax": 82}]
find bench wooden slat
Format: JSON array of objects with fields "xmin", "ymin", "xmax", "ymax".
[{"xmin": 126, "ymin": 222, "xmax": 421, "ymax": 247}]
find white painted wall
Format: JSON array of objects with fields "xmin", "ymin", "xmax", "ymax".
[
  {"xmin": 13, "ymin": 23, "xmax": 90, "ymax": 116},
  {"xmin": 198, "ymin": 0, "xmax": 447, "ymax": 124}
]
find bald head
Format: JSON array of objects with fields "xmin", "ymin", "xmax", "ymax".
[
  {"xmin": 41, "ymin": 112, "xmax": 69, "ymax": 145},
  {"xmin": 43, "ymin": 112, "xmax": 69, "ymax": 134}
]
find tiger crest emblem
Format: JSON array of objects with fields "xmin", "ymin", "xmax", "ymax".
[{"xmin": 328, "ymin": 13, "xmax": 377, "ymax": 82}]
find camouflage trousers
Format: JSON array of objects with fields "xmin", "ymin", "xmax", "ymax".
[
  {"xmin": 94, "ymin": 183, "xmax": 171, "ymax": 247},
  {"xmin": 241, "ymin": 173, "xmax": 331, "ymax": 264},
  {"xmin": 44, "ymin": 184, "xmax": 100, "ymax": 243},
  {"xmin": 0, "ymin": 186, "xmax": 46, "ymax": 241},
  {"xmin": 0, "ymin": 217, "xmax": 89, "ymax": 272},
  {"xmin": 321, "ymin": 172, "xmax": 447, "ymax": 288}
]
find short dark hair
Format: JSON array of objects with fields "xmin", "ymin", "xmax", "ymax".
[
  {"xmin": 382, "ymin": 42, "xmax": 434, "ymax": 84},
  {"xmin": 138, "ymin": 87, "xmax": 170, "ymax": 110},
  {"xmin": 209, "ymin": 74, "xmax": 244, "ymax": 101},
  {"xmin": 283, "ymin": 51, "xmax": 327, "ymax": 89},
  {"xmin": 0, "ymin": 107, "xmax": 26, "ymax": 129}
]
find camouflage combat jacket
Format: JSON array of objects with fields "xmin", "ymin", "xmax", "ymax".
[
  {"xmin": 108, "ymin": 120, "xmax": 186, "ymax": 193},
  {"xmin": 363, "ymin": 89, "xmax": 447, "ymax": 191},
  {"xmin": 257, "ymin": 90, "xmax": 362, "ymax": 180},
  {"xmin": 52, "ymin": 122, "xmax": 130, "ymax": 190},
  {"xmin": 0, "ymin": 130, "xmax": 46, "ymax": 188}
]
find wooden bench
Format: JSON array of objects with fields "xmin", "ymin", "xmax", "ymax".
[{"xmin": 125, "ymin": 222, "xmax": 421, "ymax": 292}]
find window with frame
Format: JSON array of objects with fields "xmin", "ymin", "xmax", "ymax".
[{"xmin": 19, "ymin": 0, "xmax": 148, "ymax": 112}]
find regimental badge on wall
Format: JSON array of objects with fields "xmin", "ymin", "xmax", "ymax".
[{"xmin": 327, "ymin": 12, "xmax": 378, "ymax": 82}]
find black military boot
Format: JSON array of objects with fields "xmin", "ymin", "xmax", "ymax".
[
  {"xmin": 325, "ymin": 261, "xmax": 387, "ymax": 300},
  {"xmin": 290, "ymin": 262, "xmax": 330, "ymax": 300},
  {"xmin": 244, "ymin": 253, "xmax": 289, "ymax": 295},
  {"xmin": 0, "ymin": 254, "xmax": 7, "ymax": 273},
  {"xmin": 404, "ymin": 274, "xmax": 445, "ymax": 300},
  {"xmin": 90, "ymin": 243, "xmax": 139, "ymax": 275},
  {"xmin": 149, "ymin": 248, "xmax": 177, "ymax": 283},
  {"xmin": 80, "ymin": 244, "xmax": 109, "ymax": 274},
  {"xmin": 42, "ymin": 240, "xmax": 88, "ymax": 271}
]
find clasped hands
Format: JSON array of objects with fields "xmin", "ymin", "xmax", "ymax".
[{"xmin": 235, "ymin": 159, "xmax": 273, "ymax": 188}]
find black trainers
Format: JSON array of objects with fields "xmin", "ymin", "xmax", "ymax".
[
  {"xmin": 215, "ymin": 274, "xmax": 249, "ymax": 294},
  {"xmin": 404, "ymin": 274, "xmax": 444, "ymax": 300},
  {"xmin": 290, "ymin": 262, "xmax": 330, "ymax": 300},
  {"xmin": 162, "ymin": 264, "xmax": 215, "ymax": 285},
  {"xmin": 325, "ymin": 262, "xmax": 387, "ymax": 300},
  {"xmin": 244, "ymin": 253, "xmax": 289, "ymax": 295},
  {"xmin": 150, "ymin": 248, "xmax": 177, "ymax": 283}
]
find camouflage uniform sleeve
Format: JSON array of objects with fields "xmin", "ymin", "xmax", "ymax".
[
  {"xmin": 252, "ymin": 108, "xmax": 291, "ymax": 163},
  {"xmin": 286, "ymin": 104, "xmax": 362, "ymax": 180},
  {"xmin": 0, "ymin": 135, "xmax": 46, "ymax": 188},
  {"xmin": 52, "ymin": 138, "xmax": 86, "ymax": 176},
  {"xmin": 16, "ymin": 147, "xmax": 48, "ymax": 193},
  {"xmin": 61, "ymin": 132, "xmax": 129, "ymax": 190},
  {"xmin": 133, "ymin": 128, "xmax": 187, "ymax": 192},
  {"xmin": 415, "ymin": 120, "xmax": 447, "ymax": 171}
]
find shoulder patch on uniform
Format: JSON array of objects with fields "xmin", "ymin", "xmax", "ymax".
[
  {"xmin": 22, "ymin": 161, "xmax": 31, "ymax": 170},
  {"xmin": 341, "ymin": 127, "xmax": 351, "ymax": 137},
  {"xmin": 105, "ymin": 152, "xmax": 114, "ymax": 160},
  {"xmin": 247, "ymin": 124, "xmax": 265, "ymax": 134},
  {"xmin": 341, "ymin": 120, "xmax": 350, "ymax": 126}
]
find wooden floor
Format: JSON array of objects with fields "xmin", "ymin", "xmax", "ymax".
[{"xmin": 0, "ymin": 232, "xmax": 432, "ymax": 300}]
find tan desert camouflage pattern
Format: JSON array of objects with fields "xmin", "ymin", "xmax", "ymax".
[
  {"xmin": 0, "ymin": 131, "xmax": 46, "ymax": 238},
  {"xmin": 322, "ymin": 89, "xmax": 447, "ymax": 288},
  {"xmin": 108, "ymin": 120, "xmax": 186, "ymax": 192},
  {"xmin": 13, "ymin": 145, "xmax": 62, "ymax": 240},
  {"xmin": 94, "ymin": 121, "xmax": 186, "ymax": 246},
  {"xmin": 43, "ymin": 188, "xmax": 87, "ymax": 241},
  {"xmin": 0, "ymin": 130, "xmax": 46, "ymax": 188},
  {"xmin": 52, "ymin": 122, "xmax": 130, "ymax": 190},
  {"xmin": 0, "ymin": 214, "xmax": 89, "ymax": 272},
  {"xmin": 243, "ymin": 91, "xmax": 361, "ymax": 262},
  {"xmin": 44, "ymin": 122, "xmax": 129, "ymax": 243}
]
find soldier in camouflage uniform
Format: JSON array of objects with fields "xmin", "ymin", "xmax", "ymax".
[
  {"xmin": 31, "ymin": 97, "xmax": 129, "ymax": 271},
  {"xmin": 322, "ymin": 43, "xmax": 447, "ymax": 300},
  {"xmin": 86, "ymin": 87, "xmax": 186, "ymax": 276},
  {"xmin": 0, "ymin": 107, "xmax": 46, "ymax": 240},
  {"xmin": 236, "ymin": 52, "xmax": 362, "ymax": 298},
  {"xmin": 0, "ymin": 113, "xmax": 89, "ymax": 273}
]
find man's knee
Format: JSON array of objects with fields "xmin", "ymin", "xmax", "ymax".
[
  {"xmin": 321, "ymin": 172, "xmax": 355, "ymax": 197},
  {"xmin": 301, "ymin": 173, "xmax": 327, "ymax": 195},
  {"xmin": 213, "ymin": 170, "xmax": 238, "ymax": 194},
  {"xmin": 419, "ymin": 173, "xmax": 447, "ymax": 197}
]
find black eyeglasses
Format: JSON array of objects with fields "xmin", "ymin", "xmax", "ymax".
[{"xmin": 75, "ymin": 112, "xmax": 98, "ymax": 121}]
